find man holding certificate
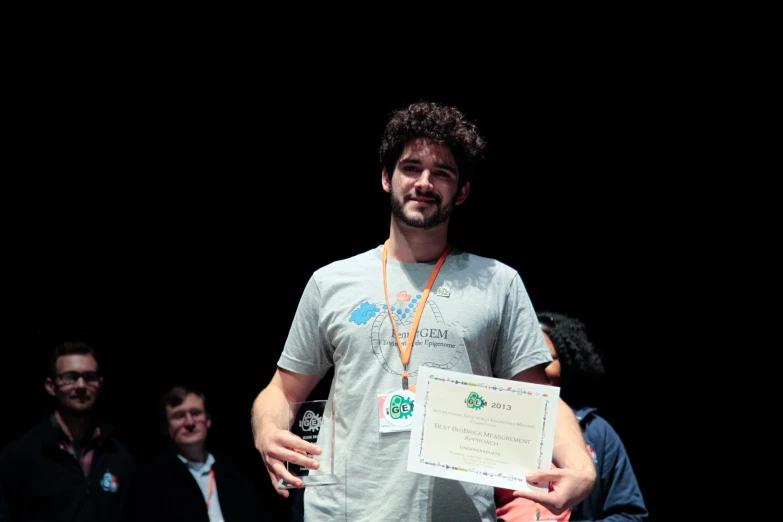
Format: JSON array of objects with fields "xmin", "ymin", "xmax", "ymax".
[{"xmin": 251, "ymin": 100, "xmax": 596, "ymax": 521}]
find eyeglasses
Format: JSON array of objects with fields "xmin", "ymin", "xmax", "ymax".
[
  {"xmin": 168, "ymin": 408, "xmax": 206, "ymax": 421},
  {"xmin": 55, "ymin": 371, "xmax": 100, "ymax": 385}
]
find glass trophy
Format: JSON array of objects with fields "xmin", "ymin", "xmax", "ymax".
[{"xmin": 278, "ymin": 399, "xmax": 339, "ymax": 488}]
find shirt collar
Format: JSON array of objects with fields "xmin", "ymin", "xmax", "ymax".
[
  {"xmin": 50, "ymin": 413, "xmax": 101, "ymax": 445},
  {"xmin": 177, "ymin": 452, "xmax": 214, "ymax": 474}
]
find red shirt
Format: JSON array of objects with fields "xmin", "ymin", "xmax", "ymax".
[{"xmin": 495, "ymin": 463, "xmax": 572, "ymax": 522}]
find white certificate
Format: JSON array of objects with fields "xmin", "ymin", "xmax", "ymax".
[{"xmin": 407, "ymin": 367, "xmax": 559, "ymax": 493}]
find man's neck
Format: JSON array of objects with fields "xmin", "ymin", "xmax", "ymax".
[
  {"xmin": 387, "ymin": 218, "xmax": 450, "ymax": 263},
  {"xmin": 54, "ymin": 409, "xmax": 91, "ymax": 443},
  {"xmin": 178, "ymin": 444, "xmax": 208, "ymax": 463}
]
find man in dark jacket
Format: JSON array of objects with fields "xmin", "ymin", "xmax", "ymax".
[
  {"xmin": 138, "ymin": 385, "xmax": 270, "ymax": 521},
  {"xmin": 0, "ymin": 341, "xmax": 135, "ymax": 522}
]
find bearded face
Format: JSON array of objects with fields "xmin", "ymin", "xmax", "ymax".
[{"xmin": 384, "ymin": 140, "xmax": 468, "ymax": 231}]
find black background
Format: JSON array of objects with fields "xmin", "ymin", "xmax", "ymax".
[{"xmin": 4, "ymin": 3, "xmax": 770, "ymax": 520}]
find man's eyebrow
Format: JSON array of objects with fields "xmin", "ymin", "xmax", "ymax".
[{"xmin": 398, "ymin": 158, "xmax": 457, "ymax": 175}]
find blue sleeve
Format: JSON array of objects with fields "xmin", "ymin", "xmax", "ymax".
[{"xmin": 593, "ymin": 420, "xmax": 649, "ymax": 521}]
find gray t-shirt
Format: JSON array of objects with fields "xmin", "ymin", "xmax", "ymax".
[{"xmin": 278, "ymin": 246, "xmax": 552, "ymax": 522}]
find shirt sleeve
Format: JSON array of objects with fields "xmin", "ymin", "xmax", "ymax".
[
  {"xmin": 277, "ymin": 274, "xmax": 334, "ymax": 378},
  {"xmin": 596, "ymin": 420, "xmax": 649, "ymax": 521},
  {"xmin": 492, "ymin": 272, "xmax": 552, "ymax": 379}
]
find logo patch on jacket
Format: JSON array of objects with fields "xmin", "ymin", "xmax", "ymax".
[
  {"xmin": 586, "ymin": 444, "xmax": 598, "ymax": 464},
  {"xmin": 100, "ymin": 470, "xmax": 119, "ymax": 493}
]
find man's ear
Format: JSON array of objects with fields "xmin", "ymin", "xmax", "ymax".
[
  {"xmin": 206, "ymin": 416, "xmax": 212, "ymax": 430},
  {"xmin": 381, "ymin": 168, "xmax": 392, "ymax": 193},
  {"xmin": 455, "ymin": 181, "xmax": 471, "ymax": 205},
  {"xmin": 44, "ymin": 377, "xmax": 55, "ymax": 397}
]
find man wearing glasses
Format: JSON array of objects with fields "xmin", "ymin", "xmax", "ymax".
[
  {"xmin": 137, "ymin": 386, "xmax": 270, "ymax": 521},
  {"xmin": 0, "ymin": 341, "xmax": 136, "ymax": 522}
]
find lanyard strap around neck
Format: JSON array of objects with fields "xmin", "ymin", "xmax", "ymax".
[
  {"xmin": 382, "ymin": 239, "xmax": 451, "ymax": 390},
  {"xmin": 205, "ymin": 469, "xmax": 215, "ymax": 510}
]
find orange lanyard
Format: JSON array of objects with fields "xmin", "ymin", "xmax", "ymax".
[
  {"xmin": 382, "ymin": 239, "xmax": 451, "ymax": 390},
  {"xmin": 205, "ymin": 469, "xmax": 215, "ymax": 511}
]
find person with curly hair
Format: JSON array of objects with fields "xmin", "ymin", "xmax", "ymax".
[
  {"xmin": 251, "ymin": 101, "xmax": 596, "ymax": 522},
  {"xmin": 496, "ymin": 312, "xmax": 649, "ymax": 521}
]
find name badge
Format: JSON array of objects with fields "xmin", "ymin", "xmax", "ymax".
[{"xmin": 378, "ymin": 390, "xmax": 416, "ymax": 433}]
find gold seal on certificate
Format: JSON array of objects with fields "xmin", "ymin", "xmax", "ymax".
[
  {"xmin": 406, "ymin": 368, "xmax": 559, "ymax": 493},
  {"xmin": 279, "ymin": 399, "xmax": 339, "ymax": 489}
]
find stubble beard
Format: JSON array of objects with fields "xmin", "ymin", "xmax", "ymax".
[
  {"xmin": 389, "ymin": 186, "xmax": 456, "ymax": 230},
  {"xmin": 59, "ymin": 393, "xmax": 96, "ymax": 417}
]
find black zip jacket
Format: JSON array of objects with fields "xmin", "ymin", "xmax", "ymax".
[{"xmin": 0, "ymin": 415, "xmax": 135, "ymax": 522}]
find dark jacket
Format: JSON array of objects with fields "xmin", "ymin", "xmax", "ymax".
[
  {"xmin": 571, "ymin": 407, "xmax": 649, "ymax": 522},
  {"xmin": 0, "ymin": 483, "xmax": 10, "ymax": 522},
  {"xmin": 0, "ymin": 415, "xmax": 135, "ymax": 522},
  {"xmin": 138, "ymin": 449, "xmax": 271, "ymax": 522}
]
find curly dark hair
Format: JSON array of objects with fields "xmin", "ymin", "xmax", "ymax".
[
  {"xmin": 537, "ymin": 312, "xmax": 605, "ymax": 376},
  {"xmin": 379, "ymin": 101, "xmax": 486, "ymax": 188}
]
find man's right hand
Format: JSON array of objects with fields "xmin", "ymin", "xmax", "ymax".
[
  {"xmin": 254, "ymin": 420, "xmax": 322, "ymax": 497},
  {"xmin": 251, "ymin": 369, "xmax": 324, "ymax": 497}
]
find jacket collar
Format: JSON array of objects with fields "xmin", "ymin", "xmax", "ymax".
[
  {"xmin": 39, "ymin": 411, "xmax": 114, "ymax": 448},
  {"xmin": 177, "ymin": 452, "xmax": 215, "ymax": 475},
  {"xmin": 573, "ymin": 406, "xmax": 597, "ymax": 427}
]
